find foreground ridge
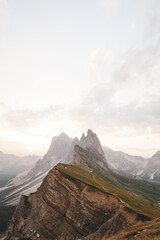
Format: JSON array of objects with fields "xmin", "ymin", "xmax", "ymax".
[{"xmin": 6, "ymin": 163, "xmax": 160, "ymax": 240}]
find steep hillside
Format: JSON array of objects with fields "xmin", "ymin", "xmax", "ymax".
[
  {"xmin": 103, "ymin": 146, "xmax": 146, "ymax": 176},
  {"xmin": 57, "ymin": 164, "xmax": 160, "ymax": 220},
  {"xmin": 4, "ymin": 129, "xmax": 160, "ymax": 239},
  {"xmin": 108, "ymin": 217, "xmax": 160, "ymax": 240},
  {"xmin": 0, "ymin": 129, "xmax": 107, "ymax": 206},
  {"xmin": 103, "ymin": 147, "xmax": 160, "ymax": 182},
  {"xmin": 5, "ymin": 164, "xmax": 154, "ymax": 240},
  {"xmin": 0, "ymin": 152, "xmax": 40, "ymax": 176},
  {"xmin": 74, "ymin": 143, "xmax": 160, "ymax": 205},
  {"xmin": 0, "ymin": 133, "xmax": 73, "ymax": 206}
]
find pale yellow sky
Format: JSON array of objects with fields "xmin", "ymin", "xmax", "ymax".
[{"xmin": 0, "ymin": 0, "xmax": 160, "ymax": 157}]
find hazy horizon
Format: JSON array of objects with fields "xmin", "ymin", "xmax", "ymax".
[
  {"xmin": 0, "ymin": 130, "xmax": 158, "ymax": 159},
  {"xmin": 0, "ymin": 0, "xmax": 160, "ymax": 157}
]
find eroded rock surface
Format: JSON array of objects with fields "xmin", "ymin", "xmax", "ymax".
[{"xmin": 6, "ymin": 165, "xmax": 140, "ymax": 240}]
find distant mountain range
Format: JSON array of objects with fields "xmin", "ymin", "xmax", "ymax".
[
  {"xmin": 104, "ymin": 147, "xmax": 160, "ymax": 181},
  {"xmin": 0, "ymin": 130, "xmax": 106, "ymax": 205},
  {"xmin": 0, "ymin": 152, "xmax": 40, "ymax": 191},
  {"xmin": 0, "ymin": 130, "xmax": 160, "ymax": 207},
  {"xmin": 0, "ymin": 152, "xmax": 40, "ymax": 176},
  {"xmin": 5, "ymin": 129, "xmax": 160, "ymax": 240}
]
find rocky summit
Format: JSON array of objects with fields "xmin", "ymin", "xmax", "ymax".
[
  {"xmin": 6, "ymin": 164, "xmax": 140, "ymax": 240},
  {"xmin": 3, "ymin": 129, "xmax": 160, "ymax": 240}
]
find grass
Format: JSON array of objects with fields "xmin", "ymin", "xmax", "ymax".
[
  {"xmin": 56, "ymin": 164, "xmax": 160, "ymax": 220},
  {"xmin": 111, "ymin": 171, "xmax": 160, "ymax": 203},
  {"xmin": 108, "ymin": 217, "xmax": 160, "ymax": 240},
  {"xmin": 74, "ymin": 146, "xmax": 160, "ymax": 205}
]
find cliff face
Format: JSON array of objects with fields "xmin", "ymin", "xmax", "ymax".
[
  {"xmin": 73, "ymin": 129, "xmax": 109, "ymax": 175},
  {"xmin": 0, "ymin": 129, "xmax": 109, "ymax": 207},
  {"xmin": 74, "ymin": 145, "xmax": 110, "ymax": 175},
  {"xmin": 6, "ymin": 165, "xmax": 139, "ymax": 240},
  {"xmin": 79, "ymin": 129, "xmax": 105, "ymax": 157}
]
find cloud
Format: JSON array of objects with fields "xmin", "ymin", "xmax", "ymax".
[
  {"xmin": 0, "ymin": 0, "xmax": 9, "ymax": 27},
  {"xmin": 97, "ymin": 0, "xmax": 119, "ymax": 14},
  {"xmin": 0, "ymin": 104, "xmax": 67, "ymax": 133},
  {"xmin": 2, "ymin": 34, "xmax": 160, "ymax": 138},
  {"xmin": 141, "ymin": 1, "xmax": 160, "ymax": 41},
  {"xmin": 130, "ymin": 23, "xmax": 135, "ymax": 30},
  {"xmin": 70, "ymin": 31, "xmax": 160, "ymax": 136}
]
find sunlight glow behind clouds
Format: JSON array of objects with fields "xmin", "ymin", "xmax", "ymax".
[
  {"xmin": 97, "ymin": 0, "xmax": 119, "ymax": 14},
  {"xmin": 0, "ymin": 0, "xmax": 9, "ymax": 27},
  {"xmin": 0, "ymin": 0, "xmax": 160, "ymax": 157}
]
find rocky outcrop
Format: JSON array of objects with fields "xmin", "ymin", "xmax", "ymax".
[
  {"xmin": 0, "ymin": 129, "xmax": 108, "ymax": 206},
  {"xmin": 103, "ymin": 147, "xmax": 160, "ymax": 182},
  {"xmin": 79, "ymin": 129, "xmax": 105, "ymax": 157},
  {"xmin": 0, "ymin": 133, "xmax": 74, "ymax": 206},
  {"xmin": 74, "ymin": 144, "xmax": 110, "ymax": 175},
  {"xmin": 6, "ymin": 164, "xmax": 140, "ymax": 240}
]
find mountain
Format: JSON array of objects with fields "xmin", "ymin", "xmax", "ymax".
[
  {"xmin": 73, "ymin": 142, "xmax": 160, "ymax": 204},
  {"xmin": 103, "ymin": 146, "xmax": 146, "ymax": 175},
  {"xmin": 0, "ymin": 132, "xmax": 73, "ymax": 206},
  {"xmin": 108, "ymin": 217, "xmax": 160, "ymax": 240},
  {"xmin": 141, "ymin": 151, "xmax": 160, "ymax": 181},
  {"xmin": 103, "ymin": 147, "xmax": 160, "ymax": 182},
  {"xmin": 1, "ymin": 130, "xmax": 160, "ymax": 208},
  {"xmin": 74, "ymin": 129, "xmax": 109, "ymax": 174},
  {"xmin": 0, "ymin": 152, "xmax": 40, "ymax": 177},
  {"xmin": 3, "ymin": 129, "xmax": 160, "ymax": 239},
  {"xmin": 0, "ymin": 129, "xmax": 106, "ymax": 206},
  {"xmin": 5, "ymin": 163, "xmax": 160, "ymax": 240},
  {"xmin": 79, "ymin": 129, "xmax": 105, "ymax": 157}
]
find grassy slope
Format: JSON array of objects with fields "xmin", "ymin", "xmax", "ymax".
[
  {"xmin": 75, "ymin": 146, "xmax": 160, "ymax": 204},
  {"xmin": 111, "ymin": 171, "xmax": 160, "ymax": 203},
  {"xmin": 108, "ymin": 218, "xmax": 160, "ymax": 240},
  {"xmin": 56, "ymin": 164, "xmax": 160, "ymax": 220}
]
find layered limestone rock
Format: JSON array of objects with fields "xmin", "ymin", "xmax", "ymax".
[
  {"xmin": 74, "ymin": 144, "xmax": 110, "ymax": 175},
  {"xmin": 0, "ymin": 129, "xmax": 109, "ymax": 206},
  {"xmin": 79, "ymin": 129, "xmax": 105, "ymax": 157},
  {"xmin": 6, "ymin": 165, "xmax": 140, "ymax": 240}
]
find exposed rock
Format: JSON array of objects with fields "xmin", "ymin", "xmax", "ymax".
[
  {"xmin": 65, "ymin": 137, "xmax": 80, "ymax": 164},
  {"xmin": 6, "ymin": 165, "xmax": 140, "ymax": 240},
  {"xmin": 103, "ymin": 147, "xmax": 160, "ymax": 182},
  {"xmin": 79, "ymin": 129, "xmax": 105, "ymax": 157},
  {"xmin": 0, "ymin": 129, "xmax": 108, "ymax": 206},
  {"xmin": 0, "ymin": 133, "xmax": 74, "ymax": 206},
  {"xmin": 44, "ymin": 132, "xmax": 73, "ymax": 160},
  {"xmin": 0, "ymin": 152, "xmax": 40, "ymax": 176},
  {"xmin": 74, "ymin": 144, "xmax": 110, "ymax": 175}
]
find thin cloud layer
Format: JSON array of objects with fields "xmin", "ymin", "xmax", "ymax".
[
  {"xmin": 1, "ymin": 105, "xmax": 67, "ymax": 131},
  {"xmin": 97, "ymin": 0, "xmax": 119, "ymax": 14},
  {"xmin": 0, "ymin": 0, "xmax": 160, "ymax": 156},
  {"xmin": 0, "ymin": 0, "xmax": 9, "ymax": 27}
]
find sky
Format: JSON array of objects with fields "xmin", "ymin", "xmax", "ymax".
[{"xmin": 0, "ymin": 0, "xmax": 160, "ymax": 157}]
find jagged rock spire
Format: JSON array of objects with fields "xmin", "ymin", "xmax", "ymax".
[{"xmin": 79, "ymin": 129, "xmax": 105, "ymax": 157}]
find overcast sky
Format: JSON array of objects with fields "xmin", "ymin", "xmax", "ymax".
[{"xmin": 0, "ymin": 0, "xmax": 160, "ymax": 157}]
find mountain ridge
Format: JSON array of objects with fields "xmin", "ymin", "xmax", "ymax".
[
  {"xmin": 2, "ymin": 129, "xmax": 160, "ymax": 239},
  {"xmin": 1, "ymin": 130, "xmax": 160, "ymax": 207}
]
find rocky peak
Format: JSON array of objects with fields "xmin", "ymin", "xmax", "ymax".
[
  {"xmin": 152, "ymin": 151, "xmax": 160, "ymax": 158},
  {"xmin": 6, "ymin": 164, "xmax": 140, "ymax": 240},
  {"xmin": 44, "ymin": 132, "xmax": 73, "ymax": 159},
  {"xmin": 80, "ymin": 132, "xmax": 85, "ymax": 142},
  {"xmin": 73, "ymin": 145, "xmax": 93, "ymax": 172},
  {"xmin": 65, "ymin": 137, "xmax": 80, "ymax": 164},
  {"xmin": 74, "ymin": 143, "xmax": 110, "ymax": 175},
  {"xmin": 79, "ymin": 129, "xmax": 105, "ymax": 157}
]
